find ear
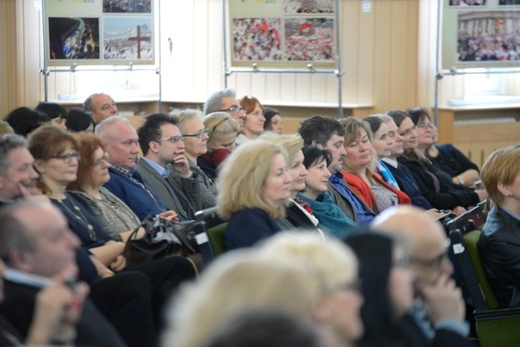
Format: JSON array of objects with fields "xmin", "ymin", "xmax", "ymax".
[
  {"xmin": 148, "ymin": 141, "xmax": 160, "ymax": 154},
  {"xmin": 497, "ymin": 182, "xmax": 511, "ymax": 197},
  {"xmin": 311, "ymin": 295, "xmax": 333, "ymax": 323},
  {"xmin": 33, "ymin": 159, "xmax": 46, "ymax": 174},
  {"xmin": 9, "ymin": 249, "xmax": 33, "ymax": 273}
]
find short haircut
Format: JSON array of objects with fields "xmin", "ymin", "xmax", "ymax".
[
  {"xmin": 83, "ymin": 93, "xmax": 109, "ymax": 113},
  {"xmin": 258, "ymin": 133, "xmax": 303, "ymax": 164},
  {"xmin": 217, "ymin": 140, "xmax": 289, "ymax": 219},
  {"xmin": 203, "ymin": 112, "xmax": 239, "ymax": 148},
  {"xmin": 35, "ymin": 102, "xmax": 67, "ymax": 120},
  {"xmin": 203, "ymin": 88, "xmax": 236, "ymax": 115},
  {"xmin": 0, "ymin": 133, "xmax": 28, "ymax": 177},
  {"xmin": 239, "ymin": 95, "xmax": 264, "ymax": 114},
  {"xmin": 0, "ymin": 200, "xmax": 41, "ymax": 264},
  {"xmin": 301, "ymin": 145, "xmax": 332, "ymax": 169},
  {"xmin": 65, "ymin": 107, "xmax": 96, "ymax": 132},
  {"xmin": 137, "ymin": 113, "xmax": 178, "ymax": 155},
  {"xmin": 4, "ymin": 107, "xmax": 51, "ymax": 137},
  {"xmin": 481, "ymin": 146, "xmax": 520, "ymax": 205},
  {"xmin": 68, "ymin": 133, "xmax": 106, "ymax": 191},
  {"xmin": 169, "ymin": 108, "xmax": 203, "ymax": 135},
  {"xmin": 298, "ymin": 115, "xmax": 344, "ymax": 146},
  {"xmin": 386, "ymin": 109, "xmax": 411, "ymax": 127},
  {"xmin": 95, "ymin": 115, "xmax": 129, "ymax": 137}
]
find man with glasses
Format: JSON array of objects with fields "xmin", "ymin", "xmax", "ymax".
[
  {"xmin": 373, "ymin": 205, "xmax": 473, "ymax": 347},
  {"xmin": 203, "ymin": 88, "xmax": 246, "ymax": 132}
]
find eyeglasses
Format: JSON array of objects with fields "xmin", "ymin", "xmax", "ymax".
[
  {"xmin": 50, "ymin": 151, "xmax": 81, "ymax": 163},
  {"xmin": 416, "ymin": 124, "xmax": 435, "ymax": 130},
  {"xmin": 218, "ymin": 105, "xmax": 246, "ymax": 115},
  {"xmin": 399, "ymin": 125, "xmax": 417, "ymax": 137},
  {"xmin": 208, "ymin": 117, "xmax": 231, "ymax": 138},
  {"xmin": 183, "ymin": 129, "xmax": 209, "ymax": 139},
  {"xmin": 93, "ymin": 152, "xmax": 109, "ymax": 166},
  {"xmin": 158, "ymin": 136, "xmax": 184, "ymax": 143}
]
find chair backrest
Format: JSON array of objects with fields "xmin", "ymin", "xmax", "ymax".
[
  {"xmin": 445, "ymin": 211, "xmax": 477, "ymax": 235},
  {"xmin": 193, "ymin": 221, "xmax": 216, "ymax": 267},
  {"xmin": 468, "ymin": 201, "xmax": 488, "ymax": 230},
  {"xmin": 207, "ymin": 222, "xmax": 228, "ymax": 257},
  {"xmin": 463, "ymin": 229, "xmax": 500, "ymax": 310},
  {"xmin": 194, "ymin": 206, "xmax": 226, "ymax": 229}
]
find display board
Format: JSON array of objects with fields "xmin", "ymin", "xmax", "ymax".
[
  {"xmin": 227, "ymin": 0, "xmax": 338, "ymax": 69},
  {"xmin": 44, "ymin": 0, "xmax": 154, "ymax": 66},
  {"xmin": 441, "ymin": 0, "xmax": 520, "ymax": 70}
]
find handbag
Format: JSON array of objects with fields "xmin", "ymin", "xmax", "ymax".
[{"xmin": 124, "ymin": 215, "xmax": 203, "ymax": 272}]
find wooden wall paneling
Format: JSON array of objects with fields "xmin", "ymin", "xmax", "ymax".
[
  {"xmin": 356, "ymin": 0, "xmax": 375, "ymax": 107},
  {"xmin": 0, "ymin": 0, "xmax": 17, "ymax": 117},
  {"xmin": 21, "ymin": 0, "xmax": 42, "ymax": 107},
  {"xmin": 372, "ymin": 0, "xmax": 393, "ymax": 112},
  {"xmin": 417, "ymin": 0, "xmax": 437, "ymax": 108},
  {"xmin": 341, "ymin": 0, "xmax": 360, "ymax": 104}
]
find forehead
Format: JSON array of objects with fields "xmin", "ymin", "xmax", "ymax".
[
  {"xmin": 7, "ymin": 147, "xmax": 34, "ymax": 167},
  {"xmin": 160, "ymin": 123, "xmax": 181, "ymax": 136},
  {"xmin": 92, "ymin": 95, "xmax": 114, "ymax": 107},
  {"xmin": 185, "ymin": 117, "xmax": 204, "ymax": 130},
  {"xmin": 386, "ymin": 121, "xmax": 398, "ymax": 131},
  {"xmin": 326, "ymin": 134, "xmax": 344, "ymax": 146},
  {"xmin": 399, "ymin": 118, "xmax": 414, "ymax": 129},
  {"xmin": 114, "ymin": 122, "xmax": 138, "ymax": 140}
]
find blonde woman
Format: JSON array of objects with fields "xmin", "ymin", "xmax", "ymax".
[{"xmin": 217, "ymin": 140, "xmax": 294, "ymax": 250}]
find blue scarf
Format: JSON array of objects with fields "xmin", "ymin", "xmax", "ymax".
[{"xmin": 296, "ymin": 192, "xmax": 357, "ymax": 238}]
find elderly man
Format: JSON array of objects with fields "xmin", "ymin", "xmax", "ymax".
[
  {"xmin": 83, "ymin": 93, "xmax": 118, "ymax": 124},
  {"xmin": 203, "ymin": 88, "xmax": 246, "ymax": 131},
  {"xmin": 299, "ymin": 115, "xmax": 375, "ymax": 224},
  {"xmin": 0, "ymin": 201, "xmax": 127, "ymax": 347},
  {"xmin": 373, "ymin": 205, "xmax": 472, "ymax": 346}
]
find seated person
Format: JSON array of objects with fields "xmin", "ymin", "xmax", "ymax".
[
  {"xmin": 35, "ymin": 102, "xmax": 68, "ymax": 130},
  {"xmin": 64, "ymin": 107, "xmax": 96, "ymax": 134},
  {"xmin": 4, "ymin": 107, "xmax": 50, "ymax": 138},
  {"xmin": 263, "ymin": 107, "xmax": 284, "ymax": 135}
]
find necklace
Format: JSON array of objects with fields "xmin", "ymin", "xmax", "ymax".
[{"xmin": 52, "ymin": 194, "xmax": 97, "ymax": 241}]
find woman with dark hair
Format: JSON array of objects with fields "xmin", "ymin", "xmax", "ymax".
[
  {"xmin": 296, "ymin": 145, "xmax": 357, "ymax": 238},
  {"xmin": 35, "ymin": 102, "xmax": 68, "ymax": 130},
  {"xmin": 344, "ymin": 231, "xmax": 418, "ymax": 347},
  {"xmin": 64, "ymin": 107, "xmax": 95, "ymax": 133},
  {"xmin": 4, "ymin": 107, "xmax": 50, "ymax": 137},
  {"xmin": 263, "ymin": 107, "xmax": 283, "ymax": 134},
  {"xmin": 237, "ymin": 95, "xmax": 266, "ymax": 145}
]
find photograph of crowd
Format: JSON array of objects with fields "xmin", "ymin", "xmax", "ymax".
[
  {"xmin": 284, "ymin": 0, "xmax": 335, "ymax": 14},
  {"xmin": 449, "ymin": 0, "xmax": 487, "ymax": 5},
  {"xmin": 103, "ymin": 17, "xmax": 153, "ymax": 61},
  {"xmin": 232, "ymin": 18, "xmax": 282, "ymax": 61},
  {"xmin": 284, "ymin": 18, "xmax": 335, "ymax": 61},
  {"xmin": 48, "ymin": 17, "xmax": 99, "ymax": 60},
  {"xmin": 103, "ymin": 0, "xmax": 151, "ymax": 13},
  {"xmin": 457, "ymin": 11, "xmax": 520, "ymax": 61}
]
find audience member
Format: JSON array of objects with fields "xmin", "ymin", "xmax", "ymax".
[
  {"xmin": 0, "ymin": 121, "xmax": 13, "ymax": 135},
  {"xmin": 4, "ymin": 107, "xmax": 50, "ymax": 137},
  {"xmin": 263, "ymin": 107, "xmax": 284, "ymax": 134},
  {"xmin": 203, "ymin": 88, "xmax": 246, "ymax": 131},
  {"xmin": 237, "ymin": 95, "xmax": 266, "ymax": 144},
  {"xmin": 299, "ymin": 116, "xmax": 375, "ymax": 224},
  {"xmin": 373, "ymin": 206, "xmax": 473, "ymax": 347},
  {"xmin": 64, "ymin": 107, "xmax": 96, "ymax": 133},
  {"xmin": 170, "ymin": 109, "xmax": 217, "ymax": 209},
  {"xmin": 83, "ymin": 93, "xmax": 118, "ymax": 124},
  {"xmin": 339, "ymin": 117, "xmax": 411, "ymax": 213},
  {"xmin": 297, "ymin": 145, "xmax": 357, "ymax": 237},
  {"xmin": 198, "ymin": 112, "xmax": 239, "ymax": 182},
  {"xmin": 478, "ymin": 146, "xmax": 520, "ymax": 308},
  {"xmin": 217, "ymin": 140, "xmax": 294, "ymax": 250},
  {"xmin": 35, "ymin": 102, "xmax": 68, "ymax": 130}
]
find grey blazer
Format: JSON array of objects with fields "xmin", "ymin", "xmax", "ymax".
[{"xmin": 135, "ymin": 158, "xmax": 199, "ymax": 220}]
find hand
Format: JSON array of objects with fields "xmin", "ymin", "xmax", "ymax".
[
  {"xmin": 475, "ymin": 189, "xmax": 488, "ymax": 202},
  {"xmin": 159, "ymin": 210, "xmax": 180, "ymax": 223},
  {"xmin": 171, "ymin": 152, "xmax": 192, "ymax": 178},
  {"xmin": 424, "ymin": 208, "xmax": 448, "ymax": 220},
  {"xmin": 18, "ymin": 183, "xmax": 49, "ymax": 203},
  {"xmin": 417, "ymin": 273, "xmax": 465, "ymax": 324},
  {"xmin": 452, "ymin": 206, "xmax": 467, "ymax": 216},
  {"xmin": 109, "ymin": 255, "xmax": 127, "ymax": 272}
]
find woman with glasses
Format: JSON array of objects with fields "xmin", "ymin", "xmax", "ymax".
[
  {"xmin": 394, "ymin": 108, "xmax": 486, "ymax": 214},
  {"xmin": 198, "ymin": 112, "xmax": 239, "ymax": 182},
  {"xmin": 170, "ymin": 108, "xmax": 217, "ymax": 209},
  {"xmin": 236, "ymin": 95, "xmax": 266, "ymax": 145}
]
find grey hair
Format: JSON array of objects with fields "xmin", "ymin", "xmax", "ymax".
[
  {"xmin": 0, "ymin": 133, "xmax": 28, "ymax": 177},
  {"xmin": 95, "ymin": 115, "xmax": 130, "ymax": 136},
  {"xmin": 203, "ymin": 89, "xmax": 237, "ymax": 115}
]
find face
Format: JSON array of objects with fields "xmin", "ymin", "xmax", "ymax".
[
  {"xmin": 86, "ymin": 147, "xmax": 110, "ymax": 188},
  {"xmin": 36, "ymin": 143, "xmax": 80, "ymax": 187},
  {"xmin": 51, "ymin": 117, "xmax": 67, "ymax": 130},
  {"xmin": 344, "ymin": 129, "xmax": 373, "ymax": 172},
  {"xmin": 372, "ymin": 122, "xmax": 394, "ymax": 159},
  {"xmin": 220, "ymin": 96, "xmax": 245, "ymax": 130},
  {"xmin": 389, "ymin": 246, "xmax": 416, "ymax": 318},
  {"xmin": 182, "ymin": 118, "xmax": 208, "ymax": 160},
  {"xmin": 208, "ymin": 132, "xmax": 237, "ymax": 153},
  {"xmin": 91, "ymin": 94, "xmax": 118, "ymax": 124},
  {"xmin": 261, "ymin": 153, "xmax": 293, "ymax": 209},
  {"xmin": 0, "ymin": 147, "xmax": 39, "ymax": 200},
  {"xmin": 323, "ymin": 134, "xmax": 346, "ymax": 175},
  {"xmin": 305, "ymin": 157, "xmax": 331, "ymax": 197},
  {"xmin": 16, "ymin": 204, "xmax": 80, "ymax": 278},
  {"xmin": 267, "ymin": 114, "xmax": 283, "ymax": 134},
  {"xmin": 416, "ymin": 116, "xmax": 434, "ymax": 149},
  {"xmin": 328, "ymin": 281, "xmax": 364, "ymax": 343},
  {"xmin": 387, "ymin": 121, "xmax": 404, "ymax": 158},
  {"xmin": 105, "ymin": 122, "xmax": 140, "ymax": 170},
  {"xmin": 243, "ymin": 103, "xmax": 265, "ymax": 137},
  {"xmin": 398, "ymin": 118, "xmax": 418, "ymax": 150},
  {"xmin": 288, "ymin": 150, "xmax": 307, "ymax": 196}
]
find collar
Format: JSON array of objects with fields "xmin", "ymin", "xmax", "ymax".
[
  {"xmin": 381, "ymin": 157, "xmax": 398, "ymax": 168},
  {"xmin": 329, "ymin": 171, "xmax": 344, "ymax": 183},
  {"xmin": 4, "ymin": 268, "xmax": 53, "ymax": 288},
  {"xmin": 109, "ymin": 164, "xmax": 135, "ymax": 179},
  {"xmin": 141, "ymin": 157, "xmax": 169, "ymax": 177}
]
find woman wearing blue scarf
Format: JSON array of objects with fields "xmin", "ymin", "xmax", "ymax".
[{"xmin": 296, "ymin": 145, "xmax": 357, "ymax": 238}]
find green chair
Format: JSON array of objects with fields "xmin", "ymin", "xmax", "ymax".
[
  {"xmin": 208, "ymin": 222, "xmax": 227, "ymax": 258},
  {"xmin": 449, "ymin": 228, "xmax": 520, "ymax": 347}
]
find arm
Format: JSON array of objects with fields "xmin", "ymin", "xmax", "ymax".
[{"xmin": 89, "ymin": 241, "xmax": 125, "ymax": 266}]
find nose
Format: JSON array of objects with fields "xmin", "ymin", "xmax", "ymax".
[
  {"xmin": 301, "ymin": 166, "xmax": 308, "ymax": 177},
  {"xmin": 285, "ymin": 171, "xmax": 293, "ymax": 184},
  {"xmin": 67, "ymin": 230, "xmax": 81, "ymax": 248},
  {"xmin": 111, "ymin": 105, "xmax": 118, "ymax": 115},
  {"xmin": 29, "ymin": 166, "xmax": 39, "ymax": 179},
  {"xmin": 324, "ymin": 167, "xmax": 331, "ymax": 179}
]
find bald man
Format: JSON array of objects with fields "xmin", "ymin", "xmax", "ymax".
[
  {"xmin": 83, "ymin": 93, "xmax": 118, "ymax": 124},
  {"xmin": 373, "ymin": 205, "xmax": 472, "ymax": 347}
]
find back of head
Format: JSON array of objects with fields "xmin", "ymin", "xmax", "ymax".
[
  {"xmin": 481, "ymin": 146, "xmax": 520, "ymax": 206},
  {"xmin": 203, "ymin": 112, "xmax": 239, "ymax": 147},
  {"xmin": 163, "ymin": 249, "xmax": 322, "ymax": 347},
  {"xmin": 258, "ymin": 132, "xmax": 303, "ymax": 163},
  {"xmin": 5, "ymin": 107, "xmax": 51, "ymax": 137},
  {"xmin": 203, "ymin": 89, "xmax": 236, "ymax": 115},
  {"xmin": 299, "ymin": 115, "xmax": 344, "ymax": 146},
  {"xmin": 35, "ymin": 102, "xmax": 67, "ymax": 120},
  {"xmin": 65, "ymin": 107, "xmax": 95, "ymax": 132}
]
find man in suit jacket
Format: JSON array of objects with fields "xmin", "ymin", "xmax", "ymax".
[
  {"xmin": 298, "ymin": 115, "xmax": 375, "ymax": 224},
  {"xmin": 0, "ymin": 201, "xmax": 127, "ymax": 347},
  {"xmin": 135, "ymin": 113, "xmax": 201, "ymax": 219}
]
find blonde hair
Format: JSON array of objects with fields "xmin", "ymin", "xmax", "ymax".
[
  {"xmin": 258, "ymin": 232, "xmax": 358, "ymax": 293},
  {"xmin": 217, "ymin": 140, "xmax": 289, "ymax": 219},
  {"xmin": 258, "ymin": 132, "xmax": 304, "ymax": 163},
  {"xmin": 162, "ymin": 249, "xmax": 322, "ymax": 347},
  {"xmin": 481, "ymin": 145, "xmax": 520, "ymax": 205},
  {"xmin": 203, "ymin": 112, "xmax": 239, "ymax": 149},
  {"xmin": 338, "ymin": 117, "xmax": 377, "ymax": 180}
]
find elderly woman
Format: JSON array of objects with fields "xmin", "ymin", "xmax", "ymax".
[
  {"xmin": 263, "ymin": 107, "xmax": 284, "ymax": 134},
  {"xmin": 339, "ymin": 117, "xmax": 410, "ymax": 214},
  {"xmin": 395, "ymin": 108, "xmax": 485, "ymax": 213},
  {"xmin": 198, "ymin": 112, "xmax": 239, "ymax": 182},
  {"xmin": 236, "ymin": 95, "xmax": 266, "ymax": 145},
  {"xmin": 296, "ymin": 145, "xmax": 357, "ymax": 238},
  {"xmin": 217, "ymin": 140, "xmax": 294, "ymax": 250},
  {"xmin": 478, "ymin": 146, "xmax": 520, "ymax": 308},
  {"xmin": 170, "ymin": 108, "xmax": 217, "ymax": 209}
]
